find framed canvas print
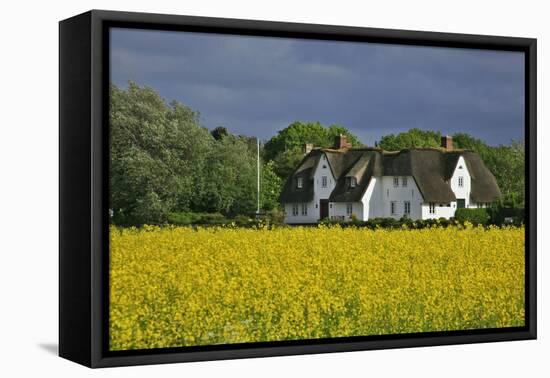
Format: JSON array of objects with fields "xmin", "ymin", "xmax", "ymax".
[{"xmin": 59, "ymin": 10, "xmax": 537, "ymax": 368}]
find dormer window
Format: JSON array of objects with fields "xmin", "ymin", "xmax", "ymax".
[
  {"xmin": 393, "ymin": 177, "xmax": 399, "ymax": 187},
  {"xmin": 402, "ymin": 177, "xmax": 408, "ymax": 187},
  {"xmin": 349, "ymin": 177, "xmax": 357, "ymax": 188},
  {"xmin": 297, "ymin": 177, "xmax": 303, "ymax": 189}
]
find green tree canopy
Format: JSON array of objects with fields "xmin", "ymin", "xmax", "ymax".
[
  {"xmin": 110, "ymin": 82, "xmax": 268, "ymax": 225},
  {"xmin": 263, "ymin": 121, "xmax": 363, "ymax": 162},
  {"xmin": 263, "ymin": 121, "xmax": 363, "ymax": 179},
  {"xmin": 377, "ymin": 128, "xmax": 442, "ymax": 150}
]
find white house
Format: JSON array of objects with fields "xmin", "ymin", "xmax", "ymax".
[{"xmin": 280, "ymin": 135, "xmax": 501, "ymax": 223}]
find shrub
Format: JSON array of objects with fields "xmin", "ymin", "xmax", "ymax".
[
  {"xmin": 196, "ymin": 213, "xmax": 227, "ymax": 225},
  {"xmin": 265, "ymin": 209, "xmax": 286, "ymax": 225},
  {"xmin": 167, "ymin": 212, "xmax": 200, "ymax": 226},
  {"xmin": 454, "ymin": 208, "xmax": 490, "ymax": 225},
  {"xmin": 487, "ymin": 204, "xmax": 524, "ymax": 226},
  {"xmin": 167, "ymin": 212, "xmax": 228, "ymax": 226},
  {"xmin": 234, "ymin": 215, "xmax": 253, "ymax": 227}
]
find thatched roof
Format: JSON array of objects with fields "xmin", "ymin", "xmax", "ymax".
[{"xmin": 279, "ymin": 147, "xmax": 501, "ymax": 204}]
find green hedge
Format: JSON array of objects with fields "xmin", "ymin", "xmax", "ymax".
[
  {"xmin": 454, "ymin": 208, "xmax": 490, "ymax": 225},
  {"xmin": 167, "ymin": 209, "xmax": 286, "ymax": 228},
  {"xmin": 319, "ymin": 217, "xmax": 455, "ymax": 230},
  {"xmin": 487, "ymin": 205, "xmax": 524, "ymax": 226},
  {"xmin": 167, "ymin": 212, "xmax": 227, "ymax": 226}
]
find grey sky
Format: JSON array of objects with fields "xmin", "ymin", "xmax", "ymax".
[{"xmin": 110, "ymin": 28, "xmax": 525, "ymax": 146}]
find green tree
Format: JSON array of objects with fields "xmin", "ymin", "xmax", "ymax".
[
  {"xmin": 377, "ymin": 128, "xmax": 442, "ymax": 150},
  {"xmin": 263, "ymin": 121, "xmax": 363, "ymax": 180},
  {"xmin": 110, "ymin": 82, "xmax": 214, "ymax": 225},
  {"xmin": 211, "ymin": 126, "xmax": 229, "ymax": 141},
  {"xmin": 263, "ymin": 121, "xmax": 363, "ymax": 162},
  {"xmin": 260, "ymin": 160, "xmax": 283, "ymax": 211},
  {"xmin": 201, "ymin": 135, "xmax": 258, "ymax": 215}
]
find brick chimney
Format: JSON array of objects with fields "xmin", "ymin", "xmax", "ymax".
[
  {"xmin": 441, "ymin": 135, "xmax": 453, "ymax": 150},
  {"xmin": 302, "ymin": 143, "xmax": 314, "ymax": 155},
  {"xmin": 334, "ymin": 134, "xmax": 352, "ymax": 149}
]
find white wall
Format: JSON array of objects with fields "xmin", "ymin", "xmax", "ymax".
[
  {"xmin": 329, "ymin": 202, "xmax": 363, "ymax": 221},
  {"xmin": 362, "ymin": 176, "xmax": 424, "ymax": 220},
  {"xmin": 449, "ymin": 156, "xmax": 475, "ymax": 208},
  {"xmin": 283, "ymin": 202, "xmax": 315, "ymax": 223},
  {"xmin": 421, "ymin": 202, "xmax": 457, "ymax": 219}
]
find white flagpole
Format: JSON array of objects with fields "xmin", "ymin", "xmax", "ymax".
[{"xmin": 257, "ymin": 137, "xmax": 260, "ymax": 215}]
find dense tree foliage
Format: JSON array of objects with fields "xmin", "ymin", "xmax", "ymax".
[
  {"xmin": 378, "ymin": 128, "xmax": 442, "ymax": 150},
  {"xmin": 111, "ymin": 83, "xmax": 267, "ymax": 225},
  {"xmin": 263, "ymin": 121, "xmax": 363, "ymax": 178}
]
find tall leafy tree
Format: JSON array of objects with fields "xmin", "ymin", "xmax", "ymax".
[
  {"xmin": 260, "ymin": 160, "xmax": 283, "ymax": 211},
  {"xmin": 377, "ymin": 128, "xmax": 442, "ymax": 150},
  {"xmin": 110, "ymin": 82, "xmax": 215, "ymax": 225},
  {"xmin": 201, "ymin": 135, "xmax": 258, "ymax": 215},
  {"xmin": 263, "ymin": 121, "xmax": 363, "ymax": 180}
]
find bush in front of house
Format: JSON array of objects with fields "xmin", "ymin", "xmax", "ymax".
[
  {"xmin": 486, "ymin": 204, "xmax": 524, "ymax": 226},
  {"xmin": 454, "ymin": 208, "xmax": 490, "ymax": 225}
]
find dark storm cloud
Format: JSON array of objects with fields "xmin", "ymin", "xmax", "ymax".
[{"xmin": 110, "ymin": 28, "xmax": 524, "ymax": 146}]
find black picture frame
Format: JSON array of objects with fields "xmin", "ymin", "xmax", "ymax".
[{"xmin": 59, "ymin": 9, "xmax": 537, "ymax": 368}]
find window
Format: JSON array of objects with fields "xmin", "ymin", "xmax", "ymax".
[
  {"xmin": 393, "ymin": 177, "xmax": 399, "ymax": 187},
  {"xmin": 429, "ymin": 203, "xmax": 436, "ymax": 214},
  {"xmin": 297, "ymin": 177, "xmax": 303, "ymax": 189},
  {"xmin": 292, "ymin": 204, "xmax": 299, "ymax": 216},
  {"xmin": 402, "ymin": 177, "xmax": 408, "ymax": 187},
  {"xmin": 301, "ymin": 203, "xmax": 308, "ymax": 216},
  {"xmin": 321, "ymin": 176, "xmax": 328, "ymax": 188},
  {"xmin": 349, "ymin": 177, "xmax": 357, "ymax": 188},
  {"xmin": 404, "ymin": 201, "xmax": 411, "ymax": 215},
  {"xmin": 458, "ymin": 176, "xmax": 464, "ymax": 187},
  {"xmin": 346, "ymin": 203, "xmax": 353, "ymax": 215},
  {"xmin": 391, "ymin": 201, "xmax": 397, "ymax": 215}
]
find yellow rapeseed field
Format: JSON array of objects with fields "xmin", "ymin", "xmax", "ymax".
[{"xmin": 109, "ymin": 224, "xmax": 525, "ymax": 351}]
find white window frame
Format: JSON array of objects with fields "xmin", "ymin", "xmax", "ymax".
[
  {"xmin": 297, "ymin": 177, "xmax": 303, "ymax": 189},
  {"xmin": 301, "ymin": 203, "xmax": 308, "ymax": 216},
  {"xmin": 391, "ymin": 201, "xmax": 397, "ymax": 215},
  {"xmin": 393, "ymin": 177, "xmax": 399, "ymax": 187},
  {"xmin": 321, "ymin": 176, "xmax": 328, "ymax": 188},
  {"xmin": 404, "ymin": 201, "xmax": 411, "ymax": 215},
  {"xmin": 346, "ymin": 203, "xmax": 353, "ymax": 216},
  {"xmin": 402, "ymin": 177, "xmax": 408, "ymax": 188},
  {"xmin": 292, "ymin": 204, "xmax": 299, "ymax": 216},
  {"xmin": 458, "ymin": 176, "xmax": 464, "ymax": 187},
  {"xmin": 429, "ymin": 203, "xmax": 436, "ymax": 214},
  {"xmin": 350, "ymin": 177, "xmax": 357, "ymax": 188}
]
